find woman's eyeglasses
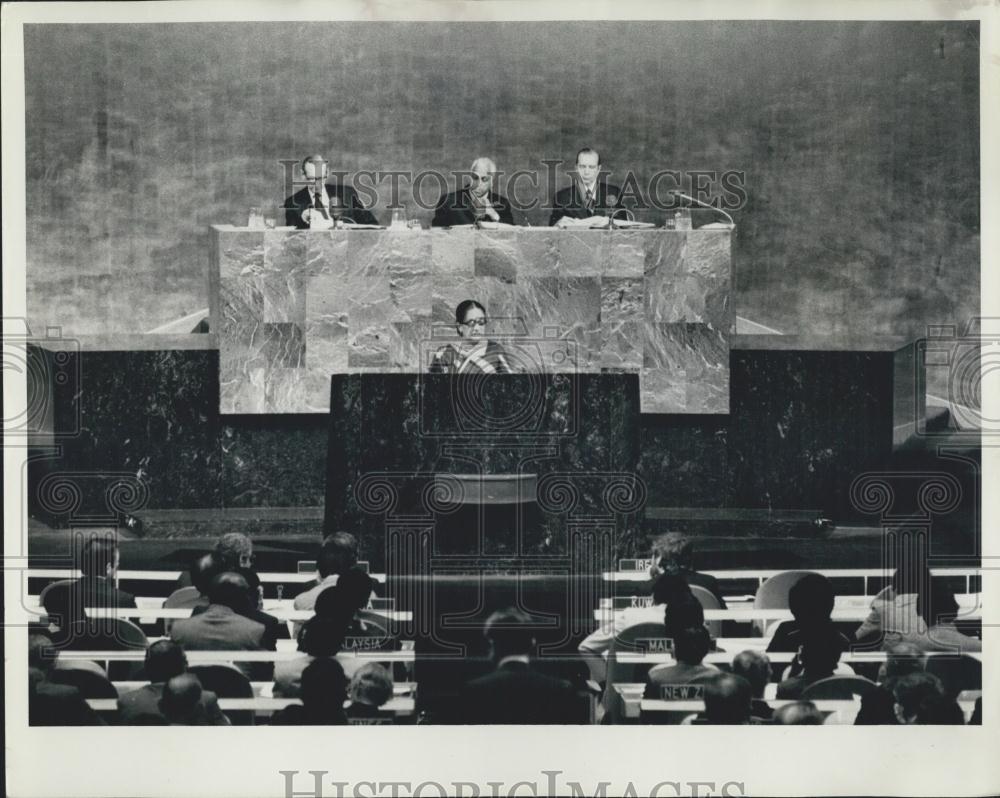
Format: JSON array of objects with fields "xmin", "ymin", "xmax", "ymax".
[{"xmin": 461, "ymin": 318, "xmax": 488, "ymax": 328}]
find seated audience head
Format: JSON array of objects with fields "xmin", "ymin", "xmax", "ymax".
[
  {"xmin": 663, "ymin": 591, "xmax": 705, "ymax": 638},
  {"xmin": 80, "ymin": 535, "xmax": 119, "ymax": 579},
  {"xmin": 348, "ymin": 663, "xmax": 394, "ymax": 708},
  {"xmin": 651, "ymin": 572, "xmax": 693, "ymax": 605},
  {"xmin": 788, "ymin": 573, "xmax": 836, "ymax": 624},
  {"xmin": 916, "ymin": 580, "xmax": 960, "ymax": 629},
  {"xmin": 702, "ymin": 673, "xmax": 753, "ymax": 725},
  {"xmin": 650, "ymin": 532, "xmax": 693, "ymax": 577},
  {"xmin": 144, "ymin": 639, "xmax": 188, "ymax": 683},
  {"xmin": 879, "ymin": 642, "xmax": 926, "ymax": 683},
  {"xmin": 28, "ymin": 633, "xmax": 56, "ymax": 677},
  {"xmin": 483, "ymin": 608, "xmax": 535, "ymax": 662},
  {"xmin": 774, "ymin": 700, "xmax": 824, "ymax": 725},
  {"xmin": 207, "ymin": 572, "xmax": 251, "ymax": 614},
  {"xmin": 297, "ymin": 616, "xmax": 348, "ymax": 657},
  {"xmin": 300, "ymin": 657, "xmax": 348, "ymax": 714},
  {"xmin": 798, "ymin": 632, "xmax": 844, "ymax": 676},
  {"xmin": 159, "ymin": 674, "xmax": 204, "ymax": 724},
  {"xmin": 892, "ymin": 671, "xmax": 945, "ymax": 724},
  {"xmin": 915, "ymin": 693, "xmax": 965, "ymax": 725},
  {"xmin": 315, "ymin": 567, "xmax": 374, "ymax": 620},
  {"xmin": 673, "ymin": 625, "xmax": 712, "ymax": 666},
  {"xmin": 214, "ymin": 533, "xmax": 253, "ymax": 571},
  {"xmin": 732, "ymin": 650, "xmax": 772, "ymax": 699},
  {"xmin": 235, "ymin": 566, "xmax": 265, "ymax": 611},
  {"xmin": 319, "ymin": 532, "xmax": 359, "ymax": 578},
  {"xmin": 190, "ymin": 553, "xmax": 220, "ymax": 597}
]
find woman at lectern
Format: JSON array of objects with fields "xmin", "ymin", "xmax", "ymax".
[{"xmin": 429, "ymin": 300, "xmax": 515, "ymax": 375}]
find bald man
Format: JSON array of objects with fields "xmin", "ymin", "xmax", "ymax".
[
  {"xmin": 432, "ymin": 157, "xmax": 514, "ymax": 227},
  {"xmin": 283, "ymin": 154, "xmax": 378, "ymax": 228},
  {"xmin": 774, "ymin": 700, "xmax": 824, "ymax": 725},
  {"xmin": 701, "ymin": 673, "xmax": 753, "ymax": 725}
]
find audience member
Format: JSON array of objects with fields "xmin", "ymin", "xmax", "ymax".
[
  {"xmin": 767, "ymin": 573, "xmax": 851, "ymax": 655},
  {"xmin": 164, "ymin": 553, "xmax": 218, "ymax": 611},
  {"xmin": 854, "ymin": 564, "xmax": 935, "ymax": 650},
  {"xmin": 42, "ymin": 535, "xmax": 136, "ymax": 629},
  {"xmin": 457, "ymin": 608, "xmax": 582, "ymax": 724},
  {"xmin": 346, "ymin": 663, "xmax": 394, "ymax": 719},
  {"xmin": 158, "ymin": 674, "xmax": 210, "ymax": 725},
  {"xmin": 174, "ymin": 532, "xmax": 254, "ymax": 589},
  {"xmin": 118, "ymin": 640, "xmax": 228, "ymax": 725},
  {"xmin": 732, "ymin": 650, "xmax": 774, "ymax": 720},
  {"xmin": 855, "ymin": 642, "xmax": 926, "ymax": 725},
  {"xmin": 270, "ymin": 658, "xmax": 349, "ymax": 725},
  {"xmin": 914, "ymin": 692, "xmax": 966, "ymax": 725},
  {"xmin": 649, "ymin": 532, "xmax": 726, "ymax": 607},
  {"xmin": 700, "ymin": 673, "xmax": 753, "ymax": 725},
  {"xmin": 314, "ymin": 566, "xmax": 376, "ymax": 628},
  {"xmin": 272, "ymin": 616, "xmax": 348, "ymax": 698},
  {"xmin": 774, "ymin": 700, "xmax": 824, "ymax": 725},
  {"xmin": 891, "ymin": 671, "xmax": 946, "ymax": 725},
  {"xmin": 646, "ymin": 626, "xmax": 717, "ymax": 694},
  {"xmin": 28, "ymin": 633, "xmax": 104, "ymax": 726},
  {"xmin": 292, "ymin": 533, "xmax": 361, "ymax": 635},
  {"xmin": 776, "ymin": 634, "xmax": 845, "ymax": 699},
  {"xmin": 912, "ymin": 581, "xmax": 981, "ymax": 652}
]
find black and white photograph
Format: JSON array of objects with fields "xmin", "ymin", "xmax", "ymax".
[{"xmin": 2, "ymin": 1, "xmax": 997, "ymax": 796}]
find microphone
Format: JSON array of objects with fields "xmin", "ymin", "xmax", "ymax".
[
  {"xmin": 330, "ymin": 194, "xmax": 344, "ymax": 229},
  {"xmin": 669, "ymin": 191, "xmax": 735, "ymax": 227}
]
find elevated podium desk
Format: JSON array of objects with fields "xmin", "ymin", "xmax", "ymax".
[{"xmin": 210, "ymin": 226, "xmax": 732, "ymax": 414}]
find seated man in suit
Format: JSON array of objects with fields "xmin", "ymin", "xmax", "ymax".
[
  {"xmin": 42, "ymin": 535, "xmax": 136, "ymax": 624},
  {"xmin": 767, "ymin": 574, "xmax": 852, "ymax": 674},
  {"xmin": 173, "ymin": 532, "xmax": 254, "ymax": 591},
  {"xmin": 283, "ymin": 154, "xmax": 378, "ymax": 229},
  {"xmin": 292, "ymin": 532, "xmax": 361, "ymax": 635},
  {"xmin": 270, "ymin": 658, "xmax": 349, "ymax": 726},
  {"xmin": 731, "ymin": 649, "xmax": 775, "ymax": 721},
  {"xmin": 855, "ymin": 641, "xmax": 926, "ymax": 725},
  {"xmin": 776, "ymin": 633, "xmax": 846, "ymax": 699},
  {"xmin": 699, "ymin": 672, "xmax": 753, "ymax": 725},
  {"xmin": 649, "ymin": 532, "xmax": 726, "ymax": 607},
  {"xmin": 432, "ymin": 157, "xmax": 514, "ymax": 227},
  {"xmin": 170, "ymin": 572, "xmax": 270, "ymax": 652},
  {"xmin": 549, "ymin": 147, "xmax": 627, "ymax": 228},
  {"xmin": 118, "ymin": 640, "xmax": 228, "ymax": 725},
  {"xmin": 457, "ymin": 608, "xmax": 583, "ymax": 724},
  {"xmin": 646, "ymin": 625, "xmax": 717, "ymax": 696},
  {"xmin": 158, "ymin": 674, "xmax": 219, "ymax": 726},
  {"xmin": 28, "ymin": 633, "xmax": 104, "ymax": 726},
  {"xmin": 774, "ymin": 700, "xmax": 824, "ymax": 725},
  {"xmin": 164, "ymin": 553, "xmax": 217, "ymax": 612}
]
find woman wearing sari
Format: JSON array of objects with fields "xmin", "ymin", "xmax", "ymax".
[{"xmin": 429, "ymin": 300, "xmax": 515, "ymax": 375}]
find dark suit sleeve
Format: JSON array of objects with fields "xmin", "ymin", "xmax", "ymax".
[
  {"xmin": 548, "ymin": 191, "xmax": 567, "ymax": 226},
  {"xmin": 283, "ymin": 193, "xmax": 305, "ymax": 228},
  {"xmin": 345, "ymin": 186, "xmax": 378, "ymax": 226},
  {"xmin": 497, "ymin": 196, "xmax": 515, "ymax": 226},
  {"xmin": 432, "ymin": 193, "xmax": 453, "ymax": 227}
]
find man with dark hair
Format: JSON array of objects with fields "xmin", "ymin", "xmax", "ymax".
[
  {"xmin": 892, "ymin": 671, "xmax": 946, "ymax": 724},
  {"xmin": 768, "ymin": 573, "xmax": 851, "ymax": 655},
  {"xmin": 282, "ymin": 154, "xmax": 378, "ymax": 229},
  {"xmin": 701, "ymin": 673, "xmax": 753, "ymax": 725},
  {"xmin": 41, "ymin": 534, "xmax": 136, "ymax": 630},
  {"xmin": 649, "ymin": 532, "xmax": 726, "ymax": 607},
  {"xmin": 293, "ymin": 532, "xmax": 361, "ymax": 623},
  {"xmin": 118, "ymin": 640, "xmax": 228, "ymax": 725},
  {"xmin": 164, "ymin": 553, "xmax": 219, "ymax": 612},
  {"xmin": 549, "ymin": 147, "xmax": 627, "ymax": 227},
  {"xmin": 169, "ymin": 572, "xmax": 270, "ymax": 653},
  {"xmin": 732, "ymin": 650, "xmax": 775, "ymax": 720},
  {"xmin": 646, "ymin": 626, "xmax": 716, "ymax": 694},
  {"xmin": 28, "ymin": 633, "xmax": 104, "ymax": 726},
  {"xmin": 776, "ymin": 633, "xmax": 845, "ymax": 699},
  {"xmin": 855, "ymin": 642, "xmax": 926, "ymax": 725},
  {"xmin": 774, "ymin": 700, "xmax": 825, "ymax": 725},
  {"xmin": 270, "ymin": 658, "xmax": 350, "ymax": 725},
  {"xmin": 458, "ymin": 608, "xmax": 582, "ymax": 724}
]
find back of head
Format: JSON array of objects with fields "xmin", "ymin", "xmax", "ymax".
[
  {"xmin": 892, "ymin": 671, "xmax": 945, "ymax": 722},
  {"xmin": 145, "ymin": 639, "xmax": 188, "ymax": 683},
  {"xmin": 319, "ymin": 532, "xmax": 358, "ymax": 578},
  {"xmin": 483, "ymin": 608, "xmax": 535, "ymax": 661},
  {"xmin": 915, "ymin": 693, "xmax": 965, "ymax": 725},
  {"xmin": 314, "ymin": 567, "xmax": 373, "ymax": 619},
  {"xmin": 190, "ymin": 553, "xmax": 220, "ymax": 596},
  {"xmin": 774, "ymin": 700, "xmax": 824, "ymax": 725},
  {"xmin": 28, "ymin": 633, "xmax": 56, "ymax": 675},
  {"xmin": 651, "ymin": 532, "xmax": 693, "ymax": 576},
  {"xmin": 81, "ymin": 535, "xmax": 117, "ymax": 577},
  {"xmin": 297, "ymin": 616, "xmax": 348, "ymax": 657},
  {"xmin": 214, "ymin": 533, "xmax": 253, "ymax": 571},
  {"xmin": 206, "ymin": 571, "xmax": 251, "ymax": 613},
  {"xmin": 301, "ymin": 657, "xmax": 347, "ymax": 709},
  {"xmin": 673, "ymin": 625, "xmax": 712, "ymax": 666},
  {"xmin": 663, "ymin": 592, "xmax": 705, "ymax": 638},
  {"xmin": 651, "ymin": 572, "xmax": 692, "ymax": 605},
  {"xmin": 799, "ymin": 632, "xmax": 843, "ymax": 675},
  {"xmin": 702, "ymin": 673, "xmax": 753, "ymax": 724},
  {"xmin": 883, "ymin": 642, "xmax": 926, "ymax": 682},
  {"xmin": 159, "ymin": 674, "xmax": 203, "ymax": 723},
  {"xmin": 348, "ymin": 663, "xmax": 393, "ymax": 708},
  {"xmin": 732, "ymin": 650, "xmax": 771, "ymax": 698},
  {"xmin": 788, "ymin": 574, "xmax": 836, "ymax": 624}
]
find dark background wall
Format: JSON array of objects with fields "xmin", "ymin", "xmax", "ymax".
[{"xmin": 25, "ymin": 21, "xmax": 979, "ymax": 339}]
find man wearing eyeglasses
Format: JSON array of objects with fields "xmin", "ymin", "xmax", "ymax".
[
  {"xmin": 432, "ymin": 157, "xmax": 515, "ymax": 227},
  {"xmin": 428, "ymin": 300, "xmax": 515, "ymax": 374},
  {"xmin": 283, "ymin": 154, "xmax": 379, "ymax": 229}
]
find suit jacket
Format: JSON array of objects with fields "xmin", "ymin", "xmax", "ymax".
[
  {"xmin": 191, "ymin": 603, "xmax": 287, "ymax": 646},
  {"xmin": 432, "ymin": 189, "xmax": 514, "ymax": 227},
  {"xmin": 169, "ymin": 604, "xmax": 268, "ymax": 651},
  {"xmin": 645, "ymin": 662, "xmax": 718, "ymax": 697},
  {"xmin": 457, "ymin": 659, "xmax": 584, "ymax": 724},
  {"xmin": 118, "ymin": 682, "xmax": 228, "ymax": 725},
  {"xmin": 549, "ymin": 180, "xmax": 625, "ymax": 225},
  {"xmin": 282, "ymin": 184, "xmax": 378, "ymax": 228},
  {"xmin": 29, "ymin": 679, "xmax": 105, "ymax": 726},
  {"xmin": 42, "ymin": 577, "xmax": 136, "ymax": 621}
]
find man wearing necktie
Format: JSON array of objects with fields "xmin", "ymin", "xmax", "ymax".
[
  {"xmin": 282, "ymin": 154, "xmax": 379, "ymax": 228},
  {"xmin": 548, "ymin": 147, "xmax": 626, "ymax": 227},
  {"xmin": 432, "ymin": 157, "xmax": 515, "ymax": 227}
]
